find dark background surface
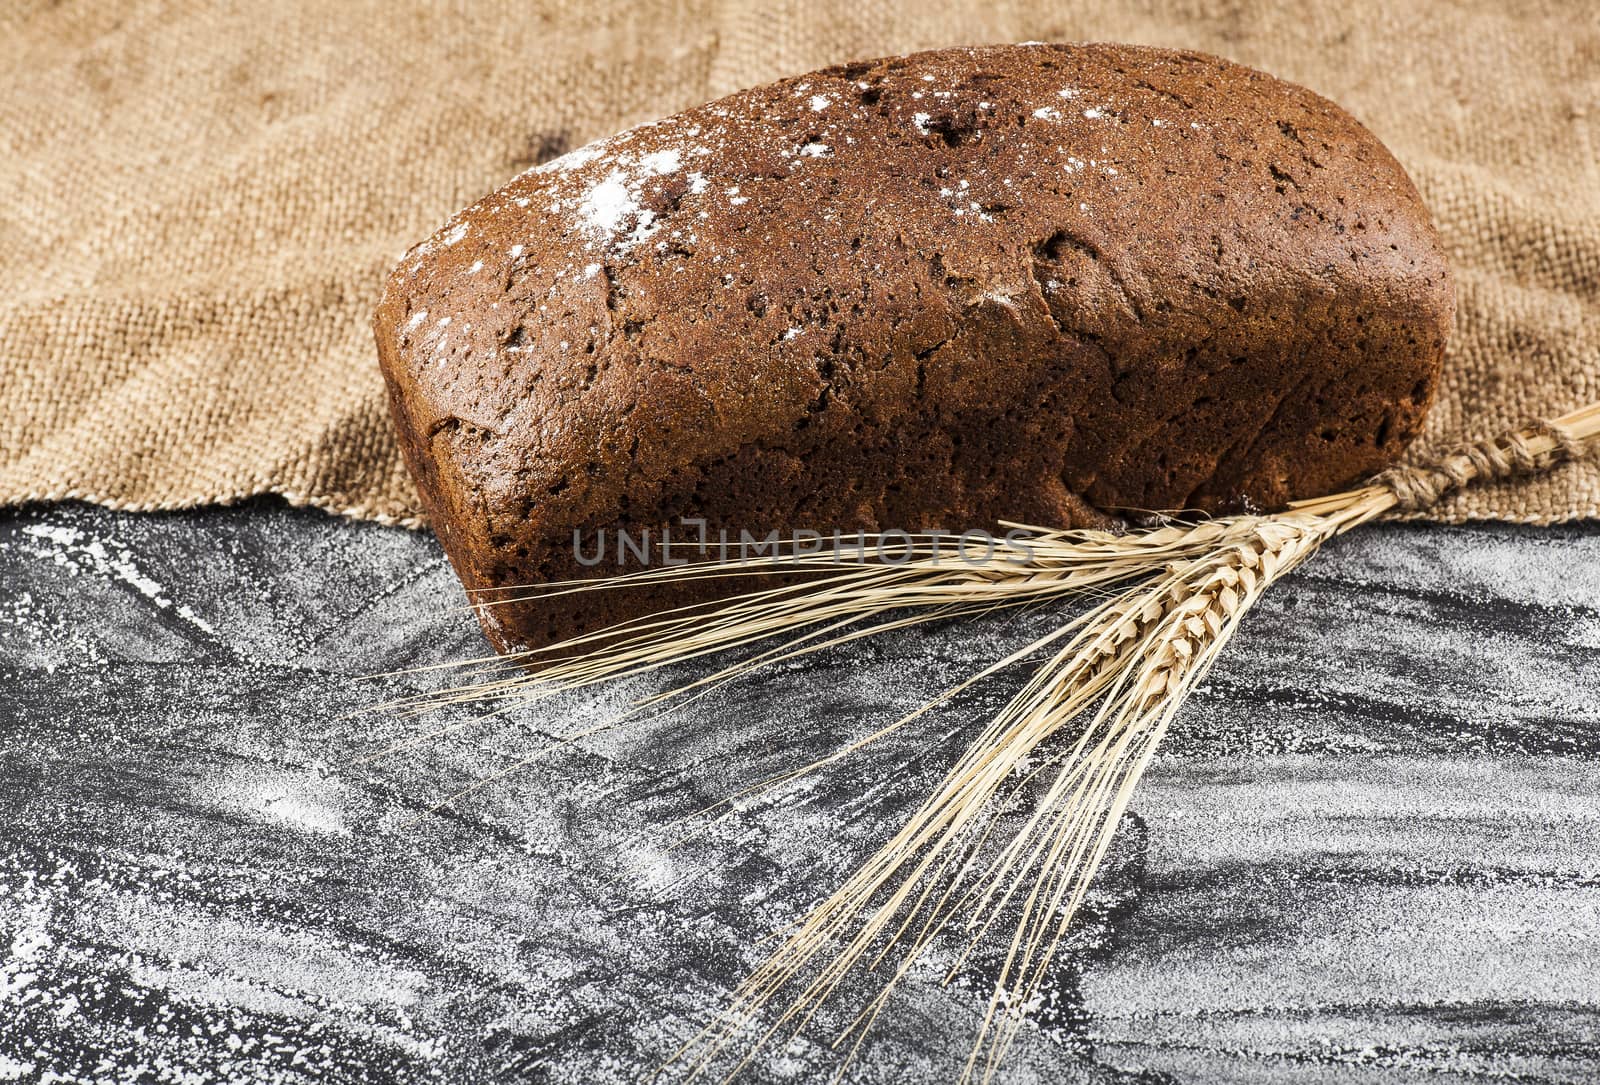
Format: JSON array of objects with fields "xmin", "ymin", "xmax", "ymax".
[{"xmin": 1, "ymin": 499, "xmax": 1596, "ymax": 1084}]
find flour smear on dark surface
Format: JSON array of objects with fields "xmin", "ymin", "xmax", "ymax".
[{"xmin": 0, "ymin": 500, "xmax": 1597, "ymax": 1084}]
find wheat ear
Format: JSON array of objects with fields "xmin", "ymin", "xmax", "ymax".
[{"xmin": 670, "ymin": 517, "xmax": 1339, "ymax": 1083}]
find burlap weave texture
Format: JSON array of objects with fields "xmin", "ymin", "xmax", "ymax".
[{"xmin": 3, "ymin": 1, "xmax": 1596, "ymax": 526}]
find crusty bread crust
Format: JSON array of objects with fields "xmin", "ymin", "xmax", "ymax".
[{"xmin": 375, "ymin": 43, "xmax": 1452, "ymax": 653}]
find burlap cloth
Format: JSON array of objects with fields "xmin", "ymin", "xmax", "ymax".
[{"xmin": 3, "ymin": 1, "xmax": 1596, "ymax": 528}]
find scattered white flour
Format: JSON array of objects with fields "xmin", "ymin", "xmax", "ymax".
[
  {"xmin": 572, "ymin": 146, "xmax": 689, "ymax": 253},
  {"xmin": 20, "ymin": 524, "xmax": 215, "ymax": 636},
  {"xmin": 578, "ymin": 173, "xmax": 637, "ymax": 237},
  {"xmin": 619, "ymin": 842, "xmax": 678, "ymax": 893},
  {"xmin": 1032, "ymin": 107, "xmax": 1060, "ymax": 121},
  {"xmin": 809, "ymin": 94, "xmax": 831, "ymax": 112},
  {"xmin": 202, "ymin": 764, "xmax": 352, "ymax": 837},
  {"xmin": 1, "ymin": 901, "xmax": 50, "ymax": 1002},
  {"xmin": 533, "ymin": 142, "xmax": 603, "ymax": 175},
  {"xmin": 637, "ymin": 148, "xmax": 681, "ymax": 175},
  {"xmin": 912, "ymin": 112, "xmax": 932, "ymax": 134}
]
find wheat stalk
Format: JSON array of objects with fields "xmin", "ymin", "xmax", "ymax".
[{"xmin": 368, "ymin": 404, "xmax": 1597, "ymax": 1079}]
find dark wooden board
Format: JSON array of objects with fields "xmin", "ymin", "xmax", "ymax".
[{"xmin": 1, "ymin": 500, "xmax": 1596, "ymax": 1083}]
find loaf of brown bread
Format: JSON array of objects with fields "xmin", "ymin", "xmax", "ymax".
[{"xmin": 374, "ymin": 42, "xmax": 1452, "ymax": 654}]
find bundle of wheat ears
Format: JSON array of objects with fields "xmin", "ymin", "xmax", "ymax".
[{"xmin": 373, "ymin": 402, "xmax": 1598, "ymax": 1082}]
